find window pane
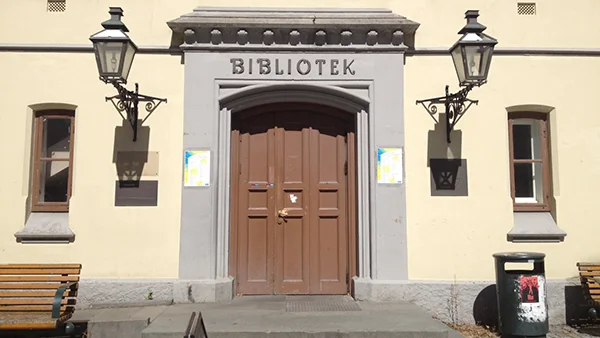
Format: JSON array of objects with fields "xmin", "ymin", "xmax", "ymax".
[
  {"xmin": 41, "ymin": 118, "xmax": 71, "ymax": 159},
  {"xmin": 38, "ymin": 160, "xmax": 70, "ymax": 203},
  {"xmin": 514, "ymin": 162, "xmax": 544, "ymax": 203},
  {"xmin": 513, "ymin": 120, "xmax": 542, "ymax": 160}
]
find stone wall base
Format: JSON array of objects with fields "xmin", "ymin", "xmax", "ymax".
[
  {"xmin": 77, "ymin": 278, "xmax": 233, "ymax": 309},
  {"xmin": 353, "ymin": 277, "xmax": 585, "ymax": 326},
  {"xmin": 173, "ymin": 277, "xmax": 234, "ymax": 303},
  {"xmin": 78, "ymin": 277, "xmax": 587, "ymax": 326}
]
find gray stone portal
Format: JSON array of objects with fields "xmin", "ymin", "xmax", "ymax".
[
  {"xmin": 170, "ymin": 7, "xmax": 416, "ymax": 301},
  {"xmin": 218, "ymin": 83, "xmax": 372, "ymax": 283}
]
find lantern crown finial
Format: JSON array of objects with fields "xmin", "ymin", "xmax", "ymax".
[
  {"xmin": 101, "ymin": 7, "xmax": 129, "ymax": 32},
  {"xmin": 458, "ymin": 10, "xmax": 487, "ymax": 35}
]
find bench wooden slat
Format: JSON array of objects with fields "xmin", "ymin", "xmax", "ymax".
[
  {"xmin": 0, "ymin": 268, "xmax": 80, "ymax": 275},
  {"xmin": 577, "ymin": 262, "xmax": 600, "ymax": 308},
  {"xmin": 0, "ymin": 291, "xmax": 77, "ymax": 298},
  {"xmin": 0, "ymin": 264, "xmax": 81, "ymax": 269},
  {"xmin": 0, "ymin": 276, "xmax": 79, "ymax": 283},
  {"xmin": 0, "ymin": 264, "xmax": 80, "ymax": 331},
  {"xmin": 0, "ymin": 305, "xmax": 73, "ymax": 312},
  {"xmin": 583, "ymin": 284, "xmax": 600, "ymax": 289},
  {"xmin": 0, "ymin": 298, "xmax": 75, "ymax": 306},
  {"xmin": 578, "ymin": 272, "xmax": 600, "ymax": 277},
  {"xmin": 0, "ymin": 283, "xmax": 66, "ymax": 290},
  {"xmin": 578, "ymin": 265, "xmax": 600, "ymax": 272},
  {"xmin": 0, "ymin": 322, "xmax": 57, "ymax": 330}
]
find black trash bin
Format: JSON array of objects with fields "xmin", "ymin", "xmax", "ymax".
[{"xmin": 493, "ymin": 252, "xmax": 549, "ymax": 337}]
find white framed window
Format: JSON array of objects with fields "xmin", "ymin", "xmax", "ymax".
[{"xmin": 508, "ymin": 112, "xmax": 550, "ymax": 211}]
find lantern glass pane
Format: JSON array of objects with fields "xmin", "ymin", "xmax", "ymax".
[
  {"xmin": 121, "ymin": 42, "xmax": 136, "ymax": 82},
  {"xmin": 451, "ymin": 46, "xmax": 466, "ymax": 84},
  {"xmin": 479, "ymin": 45, "xmax": 493, "ymax": 79},
  {"xmin": 97, "ymin": 41, "xmax": 124, "ymax": 76},
  {"xmin": 464, "ymin": 45, "xmax": 484, "ymax": 78}
]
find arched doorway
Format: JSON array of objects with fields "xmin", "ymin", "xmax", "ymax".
[{"xmin": 229, "ymin": 102, "xmax": 357, "ymax": 295}]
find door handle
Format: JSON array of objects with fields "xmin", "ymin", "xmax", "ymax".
[{"xmin": 277, "ymin": 209, "xmax": 288, "ymax": 224}]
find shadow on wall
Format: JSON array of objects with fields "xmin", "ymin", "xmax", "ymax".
[
  {"xmin": 112, "ymin": 121, "xmax": 159, "ymax": 207},
  {"xmin": 566, "ymin": 284, "xmax": 600, "ymax": 336},
  {"xmin": 472, "ymin": 284, "xmax": 600, "ymax": 336},
  {"xmin": 113, "ymin": 121, "xmax": 151, "ymax": 185},
  {"xmin": 427, "ymin": 114, "xmax": 468, "ymax": 197},
  {"xmin": 472, "ymin": 284, "xmax": 499, "ymax": 331}
]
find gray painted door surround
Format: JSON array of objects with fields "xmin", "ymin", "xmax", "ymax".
[{"xmin": 172, "ymin": 7, "xmax": 414, "ymax": 302}]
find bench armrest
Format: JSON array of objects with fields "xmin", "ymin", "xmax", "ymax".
[{"xmin": 52, "ymin": 282, "xmax": 77, "ymax": 319}]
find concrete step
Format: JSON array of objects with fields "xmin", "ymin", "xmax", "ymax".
[
  {"xmin": 71, "ymin": 305, "xmax": 167, "ymax": 338},
  {"xmin": 141, "ymin": 297, "xmax": 463, "ymax": 338}
]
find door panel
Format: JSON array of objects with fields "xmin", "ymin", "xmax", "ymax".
[
  {"xmin": 235, "ymin": 113, "xmax": 275, "ymax": 295},
  {"xmin": 232, "ymin": 104, "xmax": 352, "ymax": 295},
  {"xmin": 274, "ymin": 111, "xmax": 311, "ymax": 294},
  {"xmin": 309, "ymin": 113, "xmax": 349, "ymax": 294}
]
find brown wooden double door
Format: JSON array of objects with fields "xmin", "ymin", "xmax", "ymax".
[{"xmin": 229, "ymin": 103, "xmax": 356, "ymax": 295}]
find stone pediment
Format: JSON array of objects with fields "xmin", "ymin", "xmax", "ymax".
[{"xmin": 167, "ymin": 7, "xmax": 420, "ymax": 51}]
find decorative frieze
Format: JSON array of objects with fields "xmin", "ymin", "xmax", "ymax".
[
  {"xmin": 367, "ymin": 31, "xmax": 378, "ymax": 46},
  {"xmin": 210, "ymin": 29, "xmax": 222, "ymax": 45},
  {"xmin": 289, "ymin": 30, "xmax": 301, "ymax": 46},
  {"xmin": 237, "ymin": 29, "xmax": 249, "ymax": 45},
  {"xmin": 168, "ymin": 7, "xmax": 420, "ymax": 51},
  {"xmin": 315, "ymin": 30, "xmax": 327, "ymax": 46},
  {"xmin": 263, "ymin": 30, "xmax": 275, "ymax": 46},
  {"xmin": 341, "ymin": 31, "xmax": 353, "ymax": 46}
]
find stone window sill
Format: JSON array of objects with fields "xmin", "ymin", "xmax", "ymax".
[
  {"xmin": 507, "ymin": 211, "xmax": 566, "ymax": 243},
  {"xmin": 15, "ymin": 212, "xmax": 75, "ymax": 244}
]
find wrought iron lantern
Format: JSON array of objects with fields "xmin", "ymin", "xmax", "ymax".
[
  {"xmin": 90, "ymin": 7, "xmax": 167, "ymax": 142},
  {"xmin": 450, "ymin": 10, "xmax": 498, "ymax": 87},
  {"xmin": 417, "ymin": 10, "xmax": 498, "ymax": 143},
  {"xmin": 90, "ymin": 7, "xmax": 137, "ymax": 84}
]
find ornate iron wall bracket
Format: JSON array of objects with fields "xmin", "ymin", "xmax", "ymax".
[
  {"xmin": 416, "ymin": 85, "xmax": 478, "ymax": 143},
  {"xmin": 105, "ymin": 82, "xmax": 167, "ymax": 141}
]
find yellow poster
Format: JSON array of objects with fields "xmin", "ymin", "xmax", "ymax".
[
  {"xmin": 184, "ymin": 150, "xmax": 210, "ymax": 187},
  {"xmin": 377, "ymin": 148, "xmax": 403, "ymax": 184}
]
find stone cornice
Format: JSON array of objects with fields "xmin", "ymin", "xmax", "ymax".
[{"xmin": 167, "ymin": 7, "xmax": 420, "ymax": 52}]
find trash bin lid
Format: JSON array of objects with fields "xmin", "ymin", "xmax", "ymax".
[{"xmin": 493, "ymin": 252, "xmax": 545, "ymax": 261}]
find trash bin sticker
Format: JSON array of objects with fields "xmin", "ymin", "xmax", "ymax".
[
  {"xmin": 520, "ymin": 276, "xmax": 539, "ymax": 303},
  {"xmin": 516, "ymin": 275, "xmax": 548, "ymax": 323}
]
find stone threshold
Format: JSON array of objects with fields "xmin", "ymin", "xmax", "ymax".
[{"xmin": 70, "ymin": 296, "xmax": 463, "ymax": 338}]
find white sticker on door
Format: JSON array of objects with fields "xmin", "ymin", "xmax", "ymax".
[{"xmin": 289, "ymin": 194, "xmax": 298, "ymax": 204}]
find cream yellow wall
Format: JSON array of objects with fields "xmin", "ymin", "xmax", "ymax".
[
  {"xmin": 405, "ymin": 55, "xmax": 600, "ymax": 281},
  {"xmin": 0, "ymin": 51, "xmax": 184, "ymax": 278},
  {"xmin": 1, "ymin": 0, "xmax": 600, "ymax": 281},
  {"xmin": 2, "ymin": 0, "xmax": 599, "ymax": 48}
]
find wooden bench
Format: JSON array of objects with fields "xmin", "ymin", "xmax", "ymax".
[
  {"xmin": 0, "ymin": 264, "xmax": 81, "ymax": 334},
  {"xmin": 577, "ymin": 262, "xmax": 600, "ymax": 318}
]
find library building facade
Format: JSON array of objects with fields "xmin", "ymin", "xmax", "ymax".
[{"xmin": 1, "ymin": 0, "xmax": 599, "ymax": 325}]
